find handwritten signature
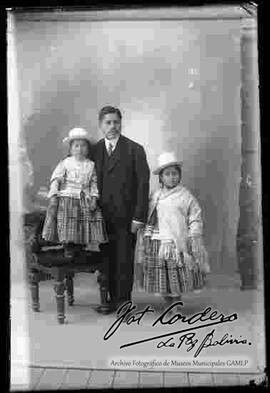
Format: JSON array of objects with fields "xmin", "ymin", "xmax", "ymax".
[{"xmin": 103, "ymin": 301, "xmax": 251, "ymax": 356}]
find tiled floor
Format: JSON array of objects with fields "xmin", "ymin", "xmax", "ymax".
[{"xmin": 11, "ymin": 365, "xmax": 267, "ymax": 390}]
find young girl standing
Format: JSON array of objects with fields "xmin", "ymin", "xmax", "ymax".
[
  {"xmin": 42, "ymin": 127, "xmax": 108, "ymax": 257},
  {"xmin": 135, "ymin": 152, "xmax": 210, "ymax": 305}
]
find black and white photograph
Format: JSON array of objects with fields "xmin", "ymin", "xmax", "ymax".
[{"xmin": 8, "ymin": 4, "xmax": 267, "ymax": 390}]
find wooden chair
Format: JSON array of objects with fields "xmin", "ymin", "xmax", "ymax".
[{"xmin": 24, "ymin": 210, "xmax": 110, "ymax": 324}]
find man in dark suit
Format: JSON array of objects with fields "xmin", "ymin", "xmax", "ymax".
[{"xmin": 94, "ymin": 106, "xmax": 150, "ymax": 312}]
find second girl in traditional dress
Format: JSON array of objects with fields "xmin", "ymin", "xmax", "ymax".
[{"xmin": 134, "ymin": 152, "xmax": 210, "ymax": 306}]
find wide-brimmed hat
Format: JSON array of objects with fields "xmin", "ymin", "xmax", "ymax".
[
  {"xmin": 153, "ymin": 152, "xmax": 183, "ymax": 175},
  {"xmin": 62, "ymin": 127, "xmax": 94, "ymax": 144}
]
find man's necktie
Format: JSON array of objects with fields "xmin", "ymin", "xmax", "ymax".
[{"xmin": 107, "ymin": 143, "xmax": 113, "ymax": 157}]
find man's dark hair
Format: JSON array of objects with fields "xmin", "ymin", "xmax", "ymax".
[{"xmin": 98, "ymin": 106, "xmax": 122, "ymax": 122}]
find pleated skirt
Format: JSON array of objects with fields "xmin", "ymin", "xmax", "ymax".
[
  {"xmin": 42, "ymin": 196, "xmax": 108, "ymax": 245},
  {"xmin": 134, "ymin": 234, "xmax": 205, "ymax": 295}
]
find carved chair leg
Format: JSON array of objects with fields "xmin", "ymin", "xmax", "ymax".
[
  {"xmin": 29, "ymin": 270, "xmax": 40, "ymax": 312},
  {"xmin": 54, "ymin": 269, "xmax": 66, "ymax": 324},
  {"xmin": 65, "ymin": 274, "xmax": 74, "ymax": 306}
]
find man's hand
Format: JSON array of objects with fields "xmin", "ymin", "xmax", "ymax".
[{"xmin": 131, "ymin": 220, "xmax": 144, "ymax": 234}]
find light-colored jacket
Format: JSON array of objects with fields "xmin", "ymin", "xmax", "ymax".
[
  {"xmin": 145, "ymin": 184, "xmax": 203, "ymax": 246},
  {"xmin": 47, "ymin": 156, "xmax": 99, "ymax": 200}
]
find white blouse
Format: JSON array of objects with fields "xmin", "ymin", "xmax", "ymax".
[
  {"xmin": 145, "ymin": 185, "xmax": 203, "ymax": 250},
  {"xmin": 47, "ymin": 156, "xmax": 99, "ymax": 200}
]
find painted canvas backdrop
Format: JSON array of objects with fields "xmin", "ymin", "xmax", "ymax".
[{"xmin": 15, "ymin": 19, "xmax": 241, "ymax": 273}]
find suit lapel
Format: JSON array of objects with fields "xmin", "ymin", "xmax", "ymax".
[
  {"xmin": 107, "ymin": 135, "xmax": 123, "ymax": 172},
  {"xmin": 95, "ymin": 140, "xmax": 105, "ymax": 192}
]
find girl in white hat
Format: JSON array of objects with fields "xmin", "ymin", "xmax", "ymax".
[
  {"xmin": 134, "ymin": 152, "xmax": 210, "ymax": 306},
  {"xmin": 42, "ymin": 127, "xmax": 108, "ymax": 258}
]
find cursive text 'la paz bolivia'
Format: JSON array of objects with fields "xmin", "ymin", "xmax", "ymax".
[
  {"xmin": 156, "ymin": 328, "xmax": 251, "ymax": 357},
  {"xmin": 103, "ymin": 301, "xmax": 251, "ymax": 356}
]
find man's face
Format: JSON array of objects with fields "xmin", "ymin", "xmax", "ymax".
[{"xmin": 99, "ymin": 113, "xmax": 121, "ymax": 140}]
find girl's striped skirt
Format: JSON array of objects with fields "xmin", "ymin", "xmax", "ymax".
[
  {"xmin": 42, "ymin": 196, "xmax": 108, "ymax": 246},
  {"xmin": 134, "ymin": 233, "xmax": 205, "ymax": 295}
]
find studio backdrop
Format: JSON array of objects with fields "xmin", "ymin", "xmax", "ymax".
[{"xmin": 15, "ymin": 15, "xmax": 243, "ymax": 274}]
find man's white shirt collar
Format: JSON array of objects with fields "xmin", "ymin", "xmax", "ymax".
[{"xmin": 105, "ymin": 135, "xmax": 120, "ymax": 152}]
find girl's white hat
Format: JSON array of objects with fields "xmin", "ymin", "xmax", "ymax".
[
  {"xmin": 153, "ymin": 152, "xmax": 183, "ymax": 175},
  {"xmin": 62, "ymin": 127, "xmax": 94, "ymax": 144}
]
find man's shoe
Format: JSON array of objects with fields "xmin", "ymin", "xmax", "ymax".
[{"xmin": 94, "ymin": 304, "xmax": 114, "ymax": 315}]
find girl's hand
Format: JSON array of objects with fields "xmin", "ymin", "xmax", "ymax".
[
  {"xmin": 50, "ymin": 195, "xmax": 58, "ymax": 205},
  {"xmin": 48, "ymin": 196, "xmax": 58, "ymax": 217},
  {"xmin": 190, "ymin": 236, "xmax": 203, "ymax": 261},
  {"xmin": 159, "ymin": 241, "xmax": 173, "ymax": 260},
  {"xmin": 89, "ymin": 197, "xmax": 97, "ymax": 212}
]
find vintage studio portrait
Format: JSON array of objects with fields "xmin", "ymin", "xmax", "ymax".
[{"xmin": 8, "ymin": 4, "xmax": 267, "ymax": 390}]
